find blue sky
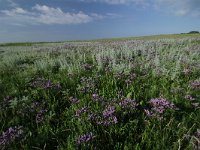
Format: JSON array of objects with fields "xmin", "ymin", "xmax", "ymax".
[{"xmin": 0, "ymin": 0, "xmax": 200, "ymax": 43}]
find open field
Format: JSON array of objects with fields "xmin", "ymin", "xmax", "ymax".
[{"xmin": 0, "ymin": 34, "xmax": 200, "ymax": 149}]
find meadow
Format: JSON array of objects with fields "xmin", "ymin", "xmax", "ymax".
[{"xmin": 0, "ymin": 34, "xmax": 200, "ymax": 149}]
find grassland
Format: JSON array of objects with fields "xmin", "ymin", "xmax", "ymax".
[{"xmin": 0, "ymin": 34, "xmax": 200, "ymax": 149}]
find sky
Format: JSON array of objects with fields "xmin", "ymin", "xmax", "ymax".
[{"xmin": 0, "ymin": 0, "xmax": 200, "ymax": 43}]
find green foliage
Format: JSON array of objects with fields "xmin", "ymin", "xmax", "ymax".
[{"xmin": 188, "ymin": 31, "xmax": 199, "ymax": 34}]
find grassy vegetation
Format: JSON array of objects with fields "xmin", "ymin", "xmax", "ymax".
[
  {"xmin": 97, "ymin": 33, "xmax": 200, "ymax": 41},
  {"xmin": 0, "ymin": 34, "xmax": 200, "ymax": 149}
]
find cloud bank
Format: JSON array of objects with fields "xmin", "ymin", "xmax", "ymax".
[{"xmin": 0, "ymin": 4, "xmax": 103, "ymax": 25}]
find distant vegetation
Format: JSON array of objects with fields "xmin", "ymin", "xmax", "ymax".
[
  {"xmin": 0, "ymin": 42, "xmax": 33, "ymax": 47},
  {"xmin": 188, "ymin": 31, "xmax": 199, "ymax": 34},
  {"xmin": 0, "ymin": 41, "xmax": 63, "ymax": 47}
]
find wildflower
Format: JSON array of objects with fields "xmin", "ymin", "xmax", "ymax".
[
  {"xmin": 144, "ymin": 109, "xmax": 153, "ymax": 117},
  {"xmin": 119, "ymin": 98, "xmax": 137, "ymax": 109},
  {"xmin": 185, "ymin": 95, "xmax": 195, "ymax": 101},
  {"xmin": 45, "ymin": 80, "xmax": 52, "ymax": 88},
  {"xmin": 191, "ymin": 80, "xmax": 200, "ymax": 89},
  {"xmin": 88, "ymin": 113, "xmax": 98, "ymax": 121},
  {"xmin": 145, "ymin": 98, "xmax": 178, "ymax": 119},
  {"xmin": 94, "ymin": 105, "xmax": 118, "ymax": 126},
  {"xmin": 76, "ymin": 132, "xmax": 95, "ymax": 145},
  {"xmin": 97, "ymin": 116, "xmax": 118, "ymax": 126},
  {"xmin": 0, "ymin": 126, "xmax": 23, "ymax": 146},
  {"xmin": 91, "ymin": 94, "xmax": 104, "ymax": 102},
  {"xmin": 149, "ymin": 98, "xmax": 176, "ymax": 110},
  {"xmin": 75, "ymin": 106, "xmax": 89, "ymax": 117},
  {"xmin": 103, "ymin": 105, "xmax": 115, "ymax": 118}
]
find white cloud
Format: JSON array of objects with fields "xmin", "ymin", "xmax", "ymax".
[{"xmin": 0, "ymin": 4, "xmax": 103, "ymax": 25}]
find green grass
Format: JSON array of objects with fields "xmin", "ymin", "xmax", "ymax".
[{"xmin": 0, "ymin": 35, "xmax": 199, "ymax": 149}]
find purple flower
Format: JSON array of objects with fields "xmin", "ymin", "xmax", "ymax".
[
  {"xmin": 191, "ymin": 80, "xmax": 200, "ymax": 89},
  {"xmin": 145, "ymin": 98, "xmax": 178, "ymax": 119},
  {"xmin": 75, "ymin": 106, "xmax": 89, "ymax": 117},
  {"xmin": 119, "ymin": 98, "xmax": 137, "ymax": 109},
  {"xmin": 88, "ymin": 113, "xmax": 99, "ymax": 121},
  {"xmin": 149, "ymin": 98, "xmax": 176, "ymax": 110},
  {"xmin": 93, "ymin": 105, "xmax": 118, "ymax": 126},
  {"xmin": 88, "ymin": 106, "xmax": 118, "ymax": 126},
  {"xmin": 97, "ymin": 116, "xmax": 118, "ymax": 126},
  {"xmin": 103, "ymin": 105, "xmax": 115, "ymax": 118},
  {"xmin": 0, "ymin": 126, "xmax": 23, "ymax": 146},
  {"xmin": 185, "ymin": 95, "xmax": 195, "ymax": 101},
  {"xmin": 144, "ymin": 109, "xmax": 153, "ymax": 117},
  {"xmin": 45, "ymin": 80, "xmax": 52, "ymax": 88},
  {"xmin": 92, "ymin": 94, "xmax": 104, "ymax": 102},
  {"xmin": 76, "ymin": 132, "xmax": 95, "ymax": 145}
]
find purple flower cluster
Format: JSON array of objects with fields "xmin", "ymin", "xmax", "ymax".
[
  {"xmin": 98, "ymin": 105, "xmax": 118, "ymax": 126},
  {"xmin": 185, "ymin": 95, "xmax": 195, "ymax": 101},
  {"xmin": 30, "ymin": 78, "xmax": 61, "ymax": 90},
  {"xmin": 27, "ymin": 101, "xmax": 48, "ymax": 123},
  {"xmin": 88, "ymin": 105, "xmax": 118, "ymax": 126},
  {"xmin": 191, "ymin": 80, "xmax": 200, "ymax": 89},
  {"xmin": 0, "ymin": 126, "xmax": 23, "ymax": 146},
  {"xmin": 92, "ymin": 94, "xmax": 104, "ymax": 102},
  {"xmin": 184, "ymin": 95, "xmax": 200, "ymax": 109},
  {"xmin": 145, "ymin": 98, "xmax": 177, "ymax": 119},
  {"xmin": 103, "ymin": 105, "xmax": 115, "ymax": 118},
  {"xmin": 75, "ymin": 106, "xmax": 89, "ymax": 117},
  {"xmin": 96, "ymin": 116, "xmax": 118, "ymax": 126},
  {"xmin": 119, "ymin": 98, "xmax": 137, "ymax": 109},
  {"xmin": 149, "ymin": 98, "xmax": 177, "ymax": 109},
  {"xmin": 76, "ymin": 132, "xmax": 95, "ymax": 145}
]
